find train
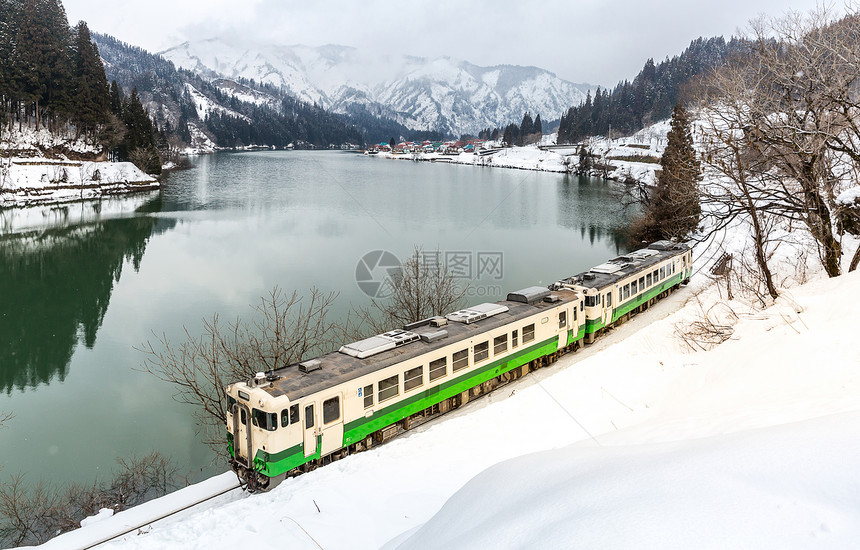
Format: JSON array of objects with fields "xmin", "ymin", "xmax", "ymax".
[{"xmin": 226, "ymin": 241, "xmax": 693, "ymax": 491}]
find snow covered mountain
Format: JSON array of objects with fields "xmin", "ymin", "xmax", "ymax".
[{"xmin": 159, "ymin": 39, "xmax": 593, "ymax": 135}]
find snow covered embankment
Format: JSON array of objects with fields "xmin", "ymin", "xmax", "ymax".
[
  {"xmin": 61, "ymin": 264, "xmax": 860, "ymax": 550},
  {"xmin": 0, "ymin": 158, "xmax": 158, "ymax": 207}
]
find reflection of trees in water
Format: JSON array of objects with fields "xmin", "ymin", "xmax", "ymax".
[
  {"xmin": 0, "ymin": 210, "xmax": 166, "ymax": 394},
  {"xmin": 558, "ymin": 175, "xmax": 631, "ymax": 253}
]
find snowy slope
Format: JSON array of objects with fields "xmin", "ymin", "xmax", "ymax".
[
  {"xmin": 159, "ymin": 39, "xmax": 592, "ymax": 135},
  {"xmin": 47, "ymin": 243, "xmax": 860, "ymax": 549}
]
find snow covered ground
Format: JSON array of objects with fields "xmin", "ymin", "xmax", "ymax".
[
  {"xmin": 39, "ymin": 232, "xmax": 860, "ymax": 549},
  {"xmin": 0, "ymin": 157, "xmax": 158, "ymax": 207},
  {"xmin": 371, "ymin": 128, "xmax": 668, "ymax": 181}
]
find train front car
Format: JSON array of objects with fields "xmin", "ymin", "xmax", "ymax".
[
  {"xmin": 225, "ymin": 375, "xmax": 302, "ymax": 492},
  {"xmin": 224, "ymin": 289, "xmax": 587, "ymax": 491}
]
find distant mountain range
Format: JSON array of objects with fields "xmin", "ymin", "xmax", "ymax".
[{"xmin": 159, "ymin": 39, "xmax": 594, "ymax": 136}]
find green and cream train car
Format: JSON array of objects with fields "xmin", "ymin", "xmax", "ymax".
[
  {"xmin": 554, "ymin": 240, "xmax": 693, "ymax": 343},
  {"xmin": 225, "ymin": 241, "xmax": 691, "ymax": 490}
]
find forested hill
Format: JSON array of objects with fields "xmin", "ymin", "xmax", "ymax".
[
  {"xmin": 0, "ymin": 0, "xmax": 110, "ymax": 147},
  {"xmin": 557, "ymin": 36, "xmax": 744, "ymax": 143},
  {"xmin": 93, "ymin": 33, "xmax": 369, "ymax": 150}
]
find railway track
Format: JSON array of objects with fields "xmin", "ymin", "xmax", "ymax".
[{"xmin": 67, "ymin": 480, "xmax": 243, "ymax": 549}]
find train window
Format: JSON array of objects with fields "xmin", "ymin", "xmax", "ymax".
[
  {"xmin": 252, "ymin": 408, "xmax": 276, "ymax": 431},
  {"xmin": 240, "ymin": 409, "xmax": 247, "ymax": 426},
  {"xmin": 379, "ymin": 375, "xmax": 399, "ymax": 402},
  {"xmin": 580, "ymin": 301, "xmax": 584, "ymax": 312},
  {"xmin": 453, "ymin": 349, "xmax": 469, "ymax": 371},
  {"xmin": 305, "ymin": 405, "xmax": 314, "ymax": 429},
  {"xmin": 647, "ymin": 273, "xmax": 652, "ymax": 287},
  {"xmin": 227, "ymin": 395, "xmax": 237, "ymax": 412},
  {"xmin": 474, "ymin": 341, "xmax": 489, "ymax": 363},
  {"xmin": 660, "ymin": 266, "xmax": 665, "ymax": 279},
  {"xmin": 429, "ymin": 358, "xmax": 447, "ymax": 381},
  {"xmin": 623, "ymin": 285, "xmax": 630, "ymax": 300},
  {"xmin": 558, "ymin": 311, "xmax": 567, "ymax": 329},
  {"xmin": 639, "ymin": 276, "xmax": 645, "ymax": 289},
  {"xmin": 631, "ymin": 280, "xmax": 638, "ymax": 294},
  {"xmin": 281, "ymin": 405, "xmax": 300, "ymax": 427},
  {"xmin": 363, "ymin": 384, "xmax": 374, "ymax": 409},
  {"xmin": 606, "ymin": 292, "xmax": 612, "ymax": 308},
  {"xmin": 584, "ymin": 295, "xmax": 598, "ymax": 307},
  {"xmin": 523, "ymin": 324, "xmax": 535, "ymax": 343},
  {"xmin": 511, "ymin": 330, "xmax": 519, "ymax": 349},
  {"xmin": 323, "ymin": 397, "xmax": 340, "ymax": 424},
  {"xmin": 404, "ymin": 366, "xmax": 423, "ymax": 391},
  {"xmin": 573, "ymin": 308, "xmax": 577, "ymax": 321},
  {"xmin": 494, "ymin": 334, "xmax": 508, "ymax": 355}
]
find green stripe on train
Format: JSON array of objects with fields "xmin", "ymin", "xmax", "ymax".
[
  {"xmin": 253, "ymin": 328, "xmax": 586, "ymax": 478},
  {"xmin": 584, "ymin": 271, "xmax": 686, "ymax": 334}
]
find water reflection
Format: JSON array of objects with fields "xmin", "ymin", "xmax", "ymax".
[
  {"xmin": 556, "ymin": 174, "xmax": 632, "ymax": 253},
  {"xmin": 0, "ymin": 194, "xmax": 165, "ymax": 393}
]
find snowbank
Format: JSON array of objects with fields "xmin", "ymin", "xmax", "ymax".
[
  {"xmin": 0, "ymin": 158, "xmax": 158, "ymax": 207},
  {"xmin": 55, "ymin": 261, "xmax": 860, "ymax": 550},
  {"xmin": 390, "ymin": 412, "xmax": 860, "ymax": 550},
  {"xmin": 374, "ymin": 146, "xmax": 570, "ymax": 173}
]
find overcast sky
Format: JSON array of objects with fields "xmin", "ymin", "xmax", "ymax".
[{"xmin": 65, "ymin": 0, "xmax": 828, "ymax": 87}]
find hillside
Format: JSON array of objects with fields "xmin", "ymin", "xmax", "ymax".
[
  {"xmin": 159, "ymin": 39, "xmax": 593, "ymax": 136},
  {"xmin": 92, "ymin": 34, "xmax": 369, "ymax": 150}
]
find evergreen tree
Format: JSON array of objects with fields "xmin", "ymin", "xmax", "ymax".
[
  {"xmin": 518, "ymin": 113, "xmax": 533, "ymax": 145},
  {"xmin": 120, "ymin": 87, "xmax": 161, "ymax": 174},
  {"xmin": 634, "ymin": 103, "xmax": 701, "ymax": 241},
  {"xmin": 533, "ymin": 114, "xmax": 542, "ymax": 135},
  {"xmin": 72, "ymin": 21, "xmax": 109, "ymax": 139},
  {"xmin": 109, "ymin": 80, "xmax": 123, "ymax": 116}
]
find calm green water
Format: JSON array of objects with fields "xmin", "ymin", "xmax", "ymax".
[{"xmin": 0, "ymin": 151, "xmax": 632, "ymax": 487}]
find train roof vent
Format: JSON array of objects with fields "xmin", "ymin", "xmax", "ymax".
[
  {"xmin": 338, "ymin": 329, "xmax": 420, "ymax": 359},
  {"xmin": 591, "ymin": 262, "xmax": 624, "ymax": 274},
  {"xmin": 298, "ymin": 359, "xmax": 322, "ymax": 374},
  {"xmin": 629, "ymin": 248, "xmax": 660, "ymax": 259},
  {"xmin": 420, "ymin": 329, "xmax": 449, "ymax": 343},
  {"xmin": 544, "ymin": 295, "xmax": 562, "ymax": 303},
  {"xmin": 507, "ymin": 286, "xmax": 551, "ymax": 304},
  {"xmin": 648, "ymin": 240, "xmax": 676, "ymax": 251},
  {"xmin": 446, "ymin": 302, "xmax": 509, "ymax": 324}
]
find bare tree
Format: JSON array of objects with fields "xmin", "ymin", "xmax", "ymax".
[
  {"xmin": 350, "ymin": 246, "xmax": 470, "ymax": 337},
  {"xmin": 0, "ymin": 452, "xmax": 178, "ymax": 547},
  {"xmin": 138, "ymin": 287, "xmax": 341, "ymax": 456},
  {"xmin": 699, "ymin": 6, "xmax": 860, "ymax": 279}
]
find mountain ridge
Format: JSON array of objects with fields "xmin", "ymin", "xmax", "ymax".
[{"xmin": 159, "ymin": 39, "xmax": 594, "ymax": 135}]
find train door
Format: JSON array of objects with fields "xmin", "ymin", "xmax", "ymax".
[
  {"xmin": 232, "ymin": 402, "xmax": 252, "ymax": 466},
  {"xmin": 602, "ymin": 289, "xmax": 613, "ymax": 327},
  {"xmin": 320, "ymin": 393, "xmax": 344, "ymax": 456},
  {"xmin": 557, "ymin": 307, "xmax": 569, "ymax": 350},
  {"xmin": 303, "ymin": 403, "xmax": 317, "ymax": 457}
]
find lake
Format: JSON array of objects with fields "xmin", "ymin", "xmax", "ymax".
[{"xmin": 0, "ymin": 150, "xmax": 633, "ymax": 488}]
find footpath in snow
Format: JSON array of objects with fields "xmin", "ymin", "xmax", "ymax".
[{"xmin": 48, "ymin": 260, "xmax": 860, "ymax": 549}]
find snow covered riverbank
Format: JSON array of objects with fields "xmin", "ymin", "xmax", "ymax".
[
  {"xmin": 0, "ymin": 157, "xmax": 158, "ymax": 208},
  {"xmin": 369, "ymin": 128, "xmax": 667, "ymax": 184},
  {"xmin": 42, "ymin": 244, "xmax": 860, "ymax": 549}
]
